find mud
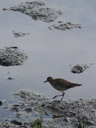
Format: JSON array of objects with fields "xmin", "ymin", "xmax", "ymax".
[
  {"xmin": 12, "ymin": 31, "xmax": 29, "ymax": 38},
  {"xmin": 71, "ymin": 64, "xmax": 90, "ymax": 74},
  {"xmin": 49, "ymin": 21, "xmax": 82, "ymax": 31},
  {"xmin": 2, "ymin": 89, "xmax": 96, "ymax": 128},
  {"xmin": 3, "ymin": 1, "xmax": 62, "ymax": 23},
  {"xmin": 0, "ymin": 47, "xmax": 28, "ymax": 66},
  {"xmin": 3, "ymin": 1, "xmax": 82, "ymax": 32}
]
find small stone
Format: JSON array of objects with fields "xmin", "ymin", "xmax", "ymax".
[
  {"xmin": 8, "ymin": 77, "xmax": 14, "ymax": 80},
  {"xmin": 0, "ymin": 101, "xmax": 3, "ymax": 106}
]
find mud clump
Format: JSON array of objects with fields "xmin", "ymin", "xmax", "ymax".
[
  {"xmin": 71, "ymin": 64, "xmax": 90, "ymax": 74},
  {"xmin": 3, "ymin": 1, "xmax": 62, "ymax": 23},
  {"xmin": 0, "ymin": 47, "xmax": 28, "ymax": 66},
  {"xmin": 49, "ymin": 21, "xmax": 82, "ymax": 31},
  {"xmin": 12, "ymin": 31, "xmax": 29, "ymax": 38}
]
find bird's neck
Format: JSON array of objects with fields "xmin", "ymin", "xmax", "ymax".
[{"xmin": 49, "ymin": 79, "xmax": 53, "ymax": 84}]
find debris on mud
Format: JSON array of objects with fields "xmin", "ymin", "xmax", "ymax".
[
  {"xmin": 0, "ymin": 100, "xmax": 3, "ymax": 106},
  {"xmin": 0, "ymin": 47, "xmax": 28, "ymax": 66},
  {"xmin": 71, "ymin": 64, "xmax": 90, "ymax": 74},
  {"xmin": 49, "ymin": 21, "xmax": 82, "ymax": 31},
  {"xmin": 3, "ymin": 1, "xmax": 62, "ymax": 23},
  {"xmin": 7, "ymin": 77, "xmax": 14, "ymax": 80},
  {"xmin": 3, "ymin": 89, "xmax": 96, "ymax": 128},
  {"xmin": 12, "ymin": 31, "xmax": 29, "ymax": 38},
  {"xmin": 11, "ymin": 120, "xmax": 22, "ymax": 125}
]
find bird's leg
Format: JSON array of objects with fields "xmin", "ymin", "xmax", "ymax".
[
  {"xmin": 52, "ymin": 94, "xmax": 63, "ymax": 99},
  {"xmin": 52, "ymin": 92, "xmax": 65, "ymax": 100},
  {"xmin": 61, "ymin": 92, "xmax": 65, "ymax": 101}
]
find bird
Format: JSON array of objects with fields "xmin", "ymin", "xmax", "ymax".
[{"xmin": 44, "ymin": 76, "xmax": 82, "ymax": 101}]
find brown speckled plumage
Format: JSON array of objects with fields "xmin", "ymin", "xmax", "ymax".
[{"xmin": 44, "ymin": 76, "xmax": 82, "ymax": 101}]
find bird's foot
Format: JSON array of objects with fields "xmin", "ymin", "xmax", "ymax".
[
  {"xmin": 52, "ymin": 95, "xmax": 58, "ymax": 99},
  {"xmin": 52, "ymin": 95, "xmax": 63, "ymax": 99}
]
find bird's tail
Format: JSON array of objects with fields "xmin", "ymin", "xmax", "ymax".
[{"xmin": 71, "ymin": 83, "xmax": 82, "ymax": 87}]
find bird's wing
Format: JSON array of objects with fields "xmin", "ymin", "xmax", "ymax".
[
  {"xmin": 53, "ymin": 79, "xmax": 71, "ymax": 89},
  {"xmin": 52, "ymin": 79, "xmax": 81, "ymax": 91}
]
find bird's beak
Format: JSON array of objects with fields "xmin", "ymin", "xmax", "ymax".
[{"xmin": 44, "ymin": 80, "xmax": 47, "ymax": 83}]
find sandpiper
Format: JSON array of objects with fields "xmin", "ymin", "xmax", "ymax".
[{"xmin": 44, "ymin": 76, "xmax": 82, "ymax": 101}]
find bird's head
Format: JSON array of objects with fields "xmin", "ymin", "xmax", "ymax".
[{"xmin": 44, "ymin": 77, "xmax": 53, "ymax": 83}]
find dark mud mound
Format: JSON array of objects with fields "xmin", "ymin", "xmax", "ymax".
[
  {"xmin": 0, "ymin": 47, "xmax": 28, "ymax": 66},
  {"xmin": 4, "ymin": 89, "xmax": 96, "ymax": 128},
  {"xmin": 3, "ymin": 1, "xmax": 62, "ymax": 23},
  {"xmin": 71, "ymin": 64, "xmax": 90, "ymax": 74},
  {"xmin": 49, "ymin": 21, "xmax": 82, "ymax": 31}
]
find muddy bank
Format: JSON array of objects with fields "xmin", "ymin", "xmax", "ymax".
[
  {"xmin": 0, "ymin": 47, "xmax": 28, "ymax": 66},
  {"xmin": 1, "ymin": 89, "xmax": 96, "ymax": 128}
]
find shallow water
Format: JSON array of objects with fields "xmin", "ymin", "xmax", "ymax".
[{"xmin": 0, "ymin": 0, "xmax": 96, "ymax": 119}]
